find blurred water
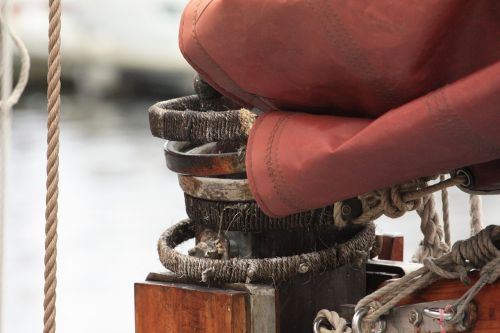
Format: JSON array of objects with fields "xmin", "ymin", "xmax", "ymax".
[{"xmin": 2, "ymin": 94, "xmax": 498, "ymax": 332}]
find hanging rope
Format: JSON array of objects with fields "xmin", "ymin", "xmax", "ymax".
[
  {"xmin": 440, "ymin": 174, "xmax": 451, "ymax": 247},
  {"xmin": 412, "ymin": 193, "xmax": 449, "ymax": 262},
  {"xmin": 469, "ymin": 194, "xmax": 483, "ymax": 236},
  {"xmin": 44, "ymin": 0, "xmax": 61, "ymax": 332},
  {"xmin": 1, "ymin": 4, "xmax": 31, "ymax": 332}
]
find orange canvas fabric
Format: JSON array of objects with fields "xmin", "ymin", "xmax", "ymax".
[{"xmin": 180, "ymin": 0, "xmax": 500, "ymax": 217}]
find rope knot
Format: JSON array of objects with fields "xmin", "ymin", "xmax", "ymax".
[
  {"xmin": 450, "ymin": 225, "xmax": 500, "ymax": 268},
  {"xmin": 314, "ymin": 310, "xmax": 351, "ymax": 333},
  {"xmin": 480, "ymin": 257, "xmax": 500, "ymax": 284}
]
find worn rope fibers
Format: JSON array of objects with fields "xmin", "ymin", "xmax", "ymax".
[{"xmin": 158, "ymin": 219, "xmax": 375, "ymax": 283}]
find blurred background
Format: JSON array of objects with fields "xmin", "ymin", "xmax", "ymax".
[{"xmin": 0, "ymin": 0, "xmax": 497, "ymax": 332}]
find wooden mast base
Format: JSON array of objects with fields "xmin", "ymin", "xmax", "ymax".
[{"xmin": 135, "ymin": 264, "xmax": 365, "ymax": 333}]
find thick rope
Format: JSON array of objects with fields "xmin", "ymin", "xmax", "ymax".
[
  {"xmin": 334, "ymin": 175, "xmax": 467, "ymax": 228},
  {"xmin": 315, "ymin": 310, "xmax": 352, "ymax": 333},
  {"xmin": 469, "ymin": 194, "xmax": 483, "ymax": 236},
  {"xmin": 44, "ymin": 1, "xmax": 61, "ymax": 332},
  {"xmin": 158, "ymin": 219, "xmax": 375, "ymax": 283},
  {"xmin": 412, "ymin": 194, "xmax": 449, "ymax": 262},
  {"xmin": 440, "ymin": 174, "xmax": 451, "ymax": 247},
  {"xmin": 355, "ymin": 225, "xmax": 500, "ymax": 324}
]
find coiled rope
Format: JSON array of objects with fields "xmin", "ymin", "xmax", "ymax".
[
  {"xmin": 158, "ymin": 219, "xmax": 375, "ymax": 283},
  {"xmin": 44, "ymin": 0, "xmax": 61, "ymax": 332}
]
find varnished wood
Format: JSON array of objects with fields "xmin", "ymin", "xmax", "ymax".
[
  {"xmin": 135, "ymin": 282, "xmax": 248, "ymax": 333},
  {"xmin": 399, "ymin": 273, "xmax": 500, "ymax": 332},
  {"xmin": 377, "ymin": 234, "xmax": 404, "ymax": 261}
]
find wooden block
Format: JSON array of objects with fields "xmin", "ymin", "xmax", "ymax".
[
  {"xmin": 377, "ymin": 234, "xmax": 404, "ymax": 261},
  {"xmin": 142, "ymin": 263, "xmax": 365, "ymax": 333},
  {"xmin": 135, "ymin": 282, "xmax": 248, "ymax": 333}
]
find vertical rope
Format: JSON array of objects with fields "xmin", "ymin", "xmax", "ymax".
[
  {"xmin": 412, "ymin": 193, "xmax": 449, "ymax": 263},
  {"xmin": 44, "ymin": 0, "xmax": 61, "ymax": 332},
  {"xmin": 440, "ymin": 175, "xmax": 451, "ymax": 247},
  {"xmin": 0, "ymin": 3, "xmax": 12, "ymax": 332},
  {"xmin": 469, "ymin": 194, "xmax": 483, "ymax": 236}
]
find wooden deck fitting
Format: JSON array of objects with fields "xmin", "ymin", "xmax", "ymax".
[{"xmin": 135, "ymin": 264, "xmax": 366, "ymax": 333}]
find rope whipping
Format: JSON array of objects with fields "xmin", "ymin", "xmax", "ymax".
[
  {"xmin": 44, "ymin": 0, "xmax": 61, "ymax": 332},
  {"xmin": 0, "ymin": 4, "xmax": 31, "ymax": 331}
]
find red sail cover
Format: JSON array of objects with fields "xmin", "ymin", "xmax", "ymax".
[{"xmin": 180, "ymin": 0, "xmax": 500, "ymax": 217}]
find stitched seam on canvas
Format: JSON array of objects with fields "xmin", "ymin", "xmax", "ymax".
[
  {"xmin": 191, "ymin": 0, "xmax": 270, "ymax": 108},
  {"xmin": 305, "ymin": 0, "xmax": 399, "ymax": 110},
  {"xmin": 264, "ymin": 114, "xmax": 304, "ymax": 211},
  {"xmin": 246, "ymin": 114, "xmax": 275, "ymax": 216},
  {"xmin": 425, "ymin": 89, "xmax": 491, "ymax": 157}
]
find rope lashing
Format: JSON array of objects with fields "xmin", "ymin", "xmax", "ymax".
[
  {"xmin": 334, "ymin": 175, "xmax": 467, "ymax": 228},
  {"xmin": 148, "ymin": 95, "xmax": 256, "ymax": 143},
  {"xmin": 355, "ymin": 224, "xmax": 500, "ymax": 324},
  {"xmin": 44, "ymin": 0, "xmax": 61, "ymax": 332},
  {"xmin": 185, "ymin": 194, "xmax": 337, "ymax": 232},
  {"xmin": 157, "ymin": 219, "xmax": 375, "ymax": 283}
]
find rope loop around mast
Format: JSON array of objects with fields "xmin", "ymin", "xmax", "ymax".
[{"xmin": 158, "ymin": 219, "xmax": 376, "ymax": 283}]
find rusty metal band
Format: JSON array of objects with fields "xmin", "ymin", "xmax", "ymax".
[
  {"xmin": 179, "ymin": 175, "xmax": 254, "ymax": 202},
  {"xmin": 164, "ymin": 141, "xmax": 246, "ymax": 176},
  {"xmin": 184, "ymin": 194, "xmax": 337, "ymax": 232},
  {"xmin": 148, "ymin": 95, "xmax": 256, "ymax": 143},
  {"xmin": 158, "ymin": 219, "xmax": 376, "ymax": 283}
]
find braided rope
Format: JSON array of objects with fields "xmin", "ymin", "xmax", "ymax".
[
  {"xmin": 44, "ymin": 1, "xmax": 61, "ymax": 332},
  {"xmin": 412, "ymin": 193, "xmax": 449, "ymax": 262}
]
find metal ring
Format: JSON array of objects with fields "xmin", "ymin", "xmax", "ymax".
[
  {"xmin": 352, "ymin": 308, "xmax": 368, "ymax": 333},
  {"xmin": 164, "ymin": 141, "xmax": 246, "ymax": 176},
  {"xmin": 352, "ymin": 308, "xmax": 386, "ymax": 333},
  {"xmin": 179, "ymin": 175, "xmax": 254, "ymax": 202},
  {"xmin": 313, "ymin": 316, "xmax": 332, "ymax": 333}
]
